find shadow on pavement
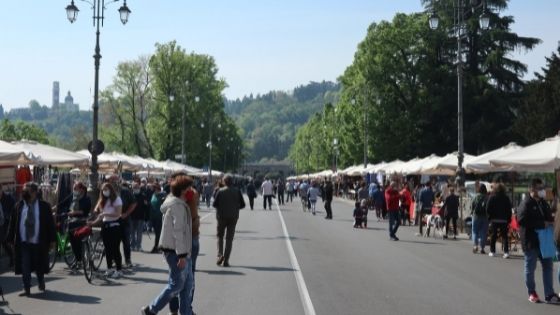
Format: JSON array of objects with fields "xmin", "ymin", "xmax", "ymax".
[
  {"xmin": 132, "ymin": 265, "xmax": 168, "ymax": 274},
  {"xmin": 0, "ymin": 302, "xmax": 24, "ymax": 315},
  {"xmin": 123, "ymin": 275, "xmax": 169, "ymax": 285},
  {"xmin": 28, "ymin": 290, "xmax": 101, "ymax": 304},
  {"xmin": 197, "ymin": 269, "xmax": 245, "ymax": 276},
  {"xmin": 0, "ymin": 275, "xmax": 64, "ymax": 295},
  {"xmin": 236, "ymin": 265, "xmax": 295, "ymax": 272}
]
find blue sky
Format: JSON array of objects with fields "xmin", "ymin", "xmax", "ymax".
[{"xmin": 0, "ymin": 0, "xmax": 558, "ymax": 110}]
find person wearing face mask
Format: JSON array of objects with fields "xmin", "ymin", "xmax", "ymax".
[
  {"xmin": 94, "ymin": 182, "xmax": 124, "ymax": 279},
  {"xmin": 67, "ymin": 182, "xmax": 91, "ymax": 269},
  {"xmin": 6, "ymin": 182, "xmax": 56, "ymax": 296},
  {"xmin": 518, "ymin": 178, "xmax": 558, "ymax": 304},
  {"xmin": 130, "ymin": 182, "xmax": 149, "ymax": 252}
]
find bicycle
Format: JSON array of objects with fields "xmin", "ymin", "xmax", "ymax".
[
  {"xmin": 80, "ymin": 226, "xmax": 105, "ymax": 283},
  {"xmin": 48, "ymin": 213, "xmax": 80, "ymax": 271}
]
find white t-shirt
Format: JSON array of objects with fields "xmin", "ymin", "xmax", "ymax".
[
  {"xmin": 102, "ymin": 196, "xmax": 123, "ymax": 222},
  {"xmin": 261, "ymin": 181, "xmax": 273, "ymax": 196}
]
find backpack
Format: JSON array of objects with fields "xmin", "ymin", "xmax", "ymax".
[{"xmin": 472, "ymin": 195, "xmax": 487, "ymax": 217}]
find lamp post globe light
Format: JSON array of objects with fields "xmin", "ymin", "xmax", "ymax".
[
  {"xmin": 429, "ymin": 0, "xmax": 490, "ymax": 188},
  {"xmin": 66, "ymin": 0, "xmax": 131, "ymax": 190}
]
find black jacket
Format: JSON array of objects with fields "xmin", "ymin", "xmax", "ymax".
[
  {"xmin": 7, "ymin": 199, "xmax": 56, "ymax": 275},
  {"xmin": 442, "ymin": 194, "xmax": 460, "ymax": 218},
  {"xmin": 517, "ymin": 196, "xmax": 553, "ymax": 252},
  {"xmin": 213, "ymin": 186, "xmax": 245, "ymax": 220},
  {"xmin": 486, "ymin": 192, "xmax": 512, "ymax": 222}
]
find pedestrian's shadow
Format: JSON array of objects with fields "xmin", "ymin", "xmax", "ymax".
[
  {"xmin": 133, "ymin": 265, "xmax": 168, "ymax": 274},
  {"xmin": 197, "ymin": 269, "xmax": 245, "ymax": 276},
  {"xmin": 29, "ymin": 290, "xmax": 101, "ymax": 304}
]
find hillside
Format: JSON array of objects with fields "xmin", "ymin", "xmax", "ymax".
[{"xmin": 226, "ymin": 81, "xmax": 340, "ymax": 162}]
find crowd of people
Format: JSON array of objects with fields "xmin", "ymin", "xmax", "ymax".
[{"xmin": 2, "ymin": 171, "xmax": 560, "ymax": 308}]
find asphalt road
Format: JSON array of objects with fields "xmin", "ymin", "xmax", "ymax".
[{"xmin": 1, "ymin": 196, "xmax": 559, "ymax": 315}]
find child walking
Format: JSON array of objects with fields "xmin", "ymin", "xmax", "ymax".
[{"xmin": 353, "ymin": 201, "xmax": 364, "ymax": 228}]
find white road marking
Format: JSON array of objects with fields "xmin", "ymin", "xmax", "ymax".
[
  {"xmin": 200, "ymin": 212, "xmax": 213, "ymax": 221},
  {"xmin": 274, "ymin": 199, "xmax": 317, "ymax": 315}
]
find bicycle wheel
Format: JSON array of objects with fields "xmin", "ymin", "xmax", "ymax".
[
  {"xmin": 63, "ymin": 241, "xmax": 77, "ymax": 268},
  {"xmin": 48, "ymin": 246, "xmax": 57, "ymax": 271},
  {"xmin": 92, "ymin": 235, "xmax": 105, "ymax": 271},
  {"xmin": 82, "ymin": 241, "xmax": 94, "ymax": 283}
]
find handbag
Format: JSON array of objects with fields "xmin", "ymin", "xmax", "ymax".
[{"xmin": 536, "ymin": 226, "xmax": 556, "ymax": 259}]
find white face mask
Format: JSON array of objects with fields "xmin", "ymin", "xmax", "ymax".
[
  {"xmin": 103, "ymin": 190, "xmax": 111, "ymax": 198},
  {"xmin": 537, "ymin": 189, "xmax": 546, "ymax": 199}
]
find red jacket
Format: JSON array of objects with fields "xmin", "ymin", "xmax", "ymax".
[
  {"xmin": 400, "ymin": 188, "xmax": 412, "ymax": 207},
  {"xmin": 385, "ymin": 188, "xmax": 400, "ymax": 211}
]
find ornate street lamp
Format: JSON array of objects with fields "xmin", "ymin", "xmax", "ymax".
[
  {"xmin": 429, "ymin": 0, "xmax": 490, "ymax": 188},
  {"xmin": 66, "ymin": 0, "xmax": 131, "ymax": 190}
]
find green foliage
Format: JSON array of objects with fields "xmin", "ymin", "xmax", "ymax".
[
  {"xmin": 292, "ymin": 2, "xmax": 540, "ymax": 171},
  {"xmin": 514, "ymin": 45, "xmax": 560, "ymax": 142},
  {"xmin": 227, "ymin": 81, "xmax": 340, "ymax": 162},
  {"xmin": 0, "ymin": 119, "xmax": 50, "ymax": 144}
]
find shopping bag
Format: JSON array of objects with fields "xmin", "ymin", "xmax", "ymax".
[{"xmin": 536, "ymin": 226, "xmax": 556, "ymax": 259}]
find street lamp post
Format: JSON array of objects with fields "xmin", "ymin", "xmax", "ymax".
[
  {"xmin": 66, "ymin": 0, "xmax": 131, "ymax": 189},
  {"xmin": 429, "ymin": 0, "xmax": 490, "ymax": 188},
  {"xmin": 202, "ymin": 120, "xmax": 221, "ymax": 184}
]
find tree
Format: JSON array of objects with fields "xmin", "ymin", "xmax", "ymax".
[
  {"xmin": 0, "ymin": 119, "xmax": 49, "ymax": 144},
  {"xmin": 294, "ymin": 3, "xmax": 540, "ymax": 169},
  {"xmin": 514, "ymin": 45, "xmax": 560, "ymax": 142},
  {"xmin": 100, "ymin": 56, "xmax": 154, "ymax": 156}
]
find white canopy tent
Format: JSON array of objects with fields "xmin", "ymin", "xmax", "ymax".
[
  {"xmin": 0, "ymin": 140, "xmax": 34, "ymax": 166},
  {"xmin": 376, "ymin": 159, "xmax": 407, "ymax": 174},
  {"xmin": 465, "ymin": 142, "xmax": 523, "ymax": 173},
  {"xmin": 490, "ymin": 135, "xmax": 560, "ymax": 173},
  {"xmin": 399, "ymin": 154, "xmax": 441, "ymax": 175},
  {"xmin": 419, "ymin": 152, "xmax": 476, "ymax": 175},
  {"xmin": 77, "ymin": 151, "xmax": 145, "ymax": 171},
  {"xmin": 11, "ymin": 140, "xmax": 88, "ymax": 168}
]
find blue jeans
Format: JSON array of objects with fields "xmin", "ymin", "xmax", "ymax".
[
  {"xmin": 150, "ymin": 252, "xmax": 189, "ymax": 314},
  {"xmin": 471, "ymin": 217, "xmax": 488, "ymax": 250},
  {"xmin": 170, "ymin": 238, "xmax": 199, "ymax": 314},
  {"xmin": 388, "ymin": 211, "xmax": 400, "ymax": 237},
  {"xmin": 130, "ymin": 219, "xmax": 144, "ymax": 250},
  {"xmin": 524, "ymin": 248, "xmax": 554, "ymax": 297},
  {"xmin": 169, "ymin": 257, "xmax": 194, "ymax": 315}
]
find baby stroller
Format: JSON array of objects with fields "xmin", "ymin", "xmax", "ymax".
[{"xmin": 464, "ymin": 216, "xmax": 473, "ymax": 239}]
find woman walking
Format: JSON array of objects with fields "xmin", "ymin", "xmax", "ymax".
[
  {"xmin": 307, "ymin": 182, "xmax": 321, "ymax": 215},
  {"xmin": 142, "ymin": 175, "xmax": 192, "ymax": 315},
  {"xmin": 94, "ymin": 183, "xmax": 124, "ymax": 279},
  {"xmin": 471, "ymin": 185, "xmax": 489, "ymax": 254}
]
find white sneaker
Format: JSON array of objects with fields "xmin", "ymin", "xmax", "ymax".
[
  {"xmin": 503, "ymin": 253, "xmax": 510, "ymax": 259},
  {"xmin": 110, "ymin": 270, "xmax": 123, "ymax": 279},
  {"xmin": 488, "ymin": 252, "xmax": 495, "ymax": 257}
]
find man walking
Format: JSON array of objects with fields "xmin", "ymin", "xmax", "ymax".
[
  {"xmin": 213, "ymin": 174, "xmax": 245, "ymax": 267},
  {"xmin": 385, "ymin": 182, "xmax": 401, "ymax": 241},
  {"xmin": 246, "ymin": 180, "xmax": 257, "ymax": 210},
  {"xmin": 418, "ymin": 182, "xmax": 434, "ymax": 236},
  {"xmin": 130, "ymin": 182, "xmax": 149, "ymax": 252},
  {"xmin": 323, "ymin": 179, "xmax": 334, "ymax": 219},
  {"xmin": 203, "ymin": 179, "xmax": 213, "ymax": 208},
  {"xmin": 518, "ymin": 178, "xmax": 558, "ymax": 303},
  {"xmin": 261, "ymin": 177, "xmax": 273, "ymax": 210},
  {"xmin": 7, "ymin": 182, "xmax": 56, "ymax": 296},
  {"xmin": 277, "ymin": 179, "xmax": 285, "ymax": 205}
]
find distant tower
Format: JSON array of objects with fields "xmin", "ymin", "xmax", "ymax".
[
  {"xmin": 64, "ymin": 91, "xmax": 74, "ymax": 110},
  {"xmin": 52, "ymin": 81, "xmax": 60, "ymax": 109}
]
